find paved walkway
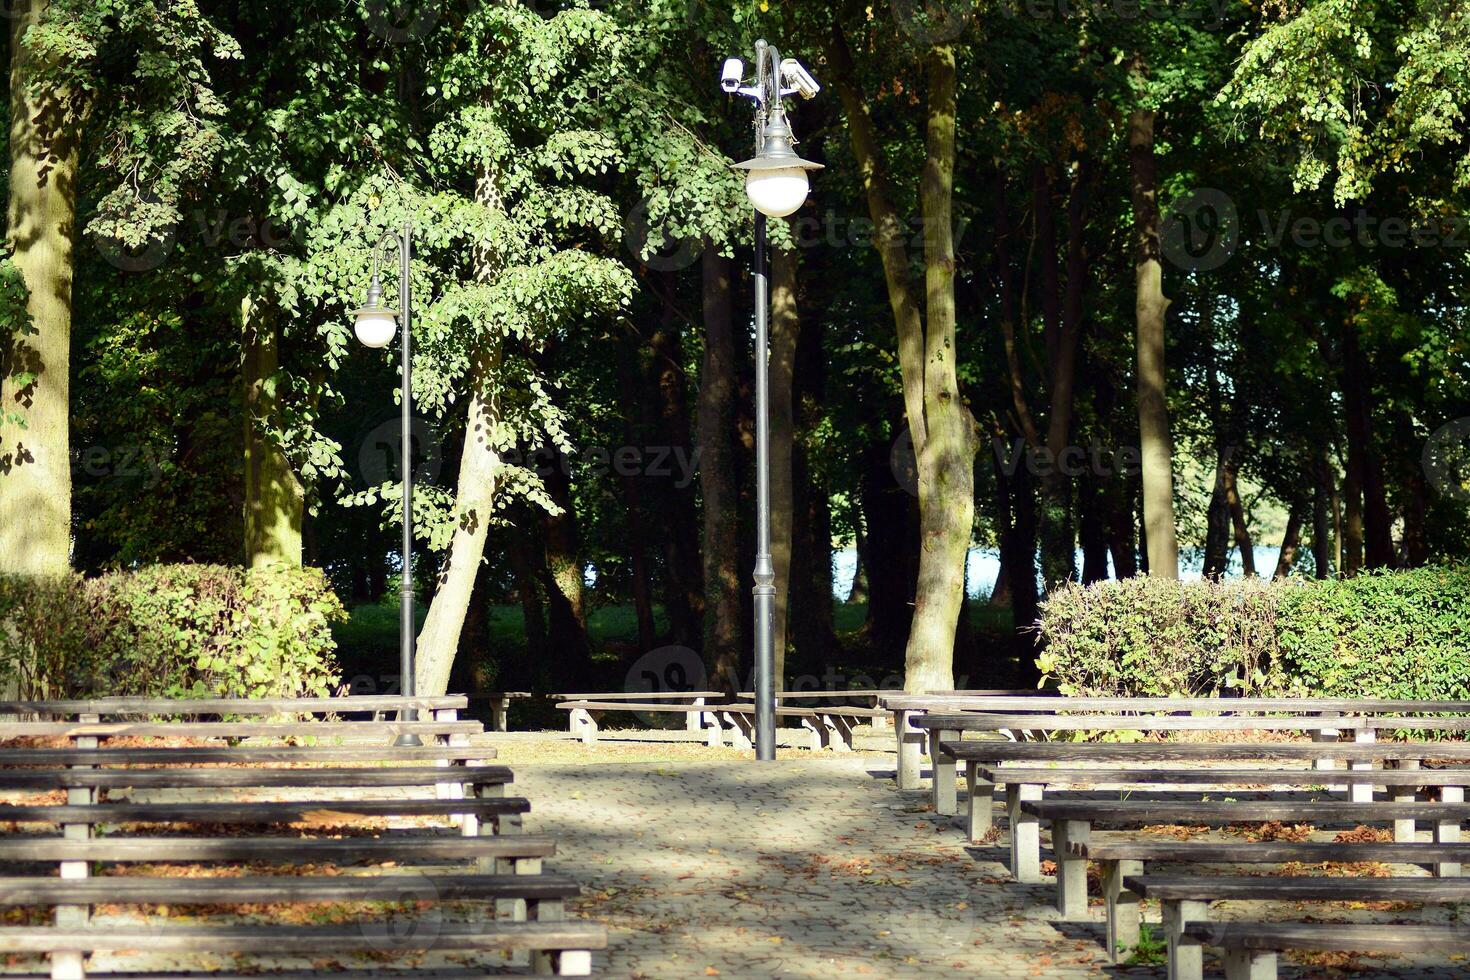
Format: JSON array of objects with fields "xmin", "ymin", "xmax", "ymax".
[{"xmin": 511, "ymin": 756, "xmax": 1466, "ymax": 979}]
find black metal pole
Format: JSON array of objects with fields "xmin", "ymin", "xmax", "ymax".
[{"xmin": 396, "ymin": 222, "xmax": 422, "ymax": 747}]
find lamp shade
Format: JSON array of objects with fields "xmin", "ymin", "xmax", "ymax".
[
  {"xmin": 745, "ymin": 167, "xmax": 810, "ymax": 218},
  {"xmin": 354, "ymin": 307, "xmax": 398, "ymax": 348}
]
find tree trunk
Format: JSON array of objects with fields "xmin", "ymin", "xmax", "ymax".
[
  {"xmin": 1078, "ymin": 470, "xmax": 1110, "ymax": 584},
  {"xmin": 696, "ymin": 250, "xmax": 742, "ymax": 691},
  {"xmin": 768, "ymin": 241, "xmax": 799, "ymax": 690},
  {"xmin": 1340, "ymin": 327, "xmax": 1395, "ymax": 568},
  {"xmin": 647, "ymin": 290, "xmax": 704, "ymax": 643},
  {"xmin": 1400, "ymin": 456, "xmax": 1430, "ymax": 567},
  {"xmin": 538, "ymin": 442, "xmax": 591, "ymax": 681},
  {"xmin": 859, "ymin": 436, "xmax": 916, "ymax": 658},
  {"xmin": 828, "ymin": 32, "xmax": 975, "ymax": 692},
  {"xmin": 241, "ymin": 297, "xmax": 304, "ymax": 568},
  {"xmin": 0, "ymin": 0, "xmax": 81, "ymax": 576},
  {"xmin": 1311, "ymin": 454, "xmax": 1334, "ymax": 578},
  {"xmin": 1274, "ymin": 499, "xmax": 1304, "ymax": 579},
  {"xmin": 415, "ymin": 347, "xmax": 502, "ymax": 696},
  {"xmin": 617, "ymin": 348, "xmax": 657, "ymax": 651},
  {"xmin": 1223, "ymin": 458, "xmax": 1256, "ymax": 576},
  {"xmin": 847, "ymin": 515, "xmax": 869, "ymax": 605},
  {"xmin": 1128, "ymin": 107, "xmax": 1180, "ymax": 578},
  {"xmin": 903, "ymin": 44, "xmax": 975, "ymax": 692}
]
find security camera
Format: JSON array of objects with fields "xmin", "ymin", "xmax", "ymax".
[
  {"xmin": 781, "ymin": 58, "xmax": 820, "ymax": 100},
  {"xmin": 720, "ymin": 58, "xmax": 745, "ymax": 94}
]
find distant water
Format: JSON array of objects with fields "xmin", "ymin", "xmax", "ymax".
[{"xmin": 830, "ymin": 545, "xmax": 1285, "ymax": 599}]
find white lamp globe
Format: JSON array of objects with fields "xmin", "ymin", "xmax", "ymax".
[
  {"xmin": 354, "ymin": 309, "xmax": 398, "ymax": 349},
  {"xmin": 745, "ymin": 167, "xmax": 810, "ymax": 218}
]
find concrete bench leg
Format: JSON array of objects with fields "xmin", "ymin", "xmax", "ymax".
[
  {"xmin": 724, "ymin": 712, "xmax": 754, "ymax": 752},
  {"xmin": 1103, "ymin": 858, "xmax": 1143, "ymax": 962},
  {"xmin": 1393, "ymin": 759, "xmax": 1420, "ymax": 842},
  {"xmin": 569, "ymin": 707, "xmax": 599, "ymax": 745},
  {"xmin": 1053, "ymin": 818, "xmax": 1090, "ymax": 918},
  {"xmin": 490, "ymin": 696, "xmax": 509, "ymax": 733},
  {"xmin": 1436, "ymin": 785, "xmax": 1463, "ymax": 877},
  {"xmin": 966, "ymin": 764, "xmax": 994, "ymax": 841},
  {"xmin": 1349, "ymin": 727, "xmax": 1375, "ymax": 802},
  {"xmin": 685, "ymin": 697, "xmax": 706, "ymax": 732},
  {"xmin": 702, "ymin": 713, "xmax": 723, "ymax": 748},
  {"xmin": 896, "ymin": 710, "xmax": 923, "ymax": 790},
  {"xmin": 929, "ymin": 729, "xmax": 958, "ymax": 815},
  {"xmin": 1007, "ymin": 783, "xmax": 1043, "ymax": 883},
  {"xmin": 823, "ymin": 714, "xmax": 856, "ymax": 753},
  {"xmin": 55, "ymin": 725, "xmax": 98, "ymax": 980},
  {"xmin": 1224, "ymin": 948, "xmax": 1277, "ymax": 980},
  {"xmin": 530, "ymin": 898, "xmax": 592, "ymax": 976},
  {"xmin": 800, "ymin": 717, "xmax": 828, "ymax": 751},
  {"xmin": 1164, "ymin": 898, "xmax": 1208, "ymax": 980}
]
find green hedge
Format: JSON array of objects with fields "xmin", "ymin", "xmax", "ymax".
[
  {"xmin": 0, "ymin": 565, "xmax": 346, "ymax": 700},
  {"xmin": 1037, "ymin": 567, "xmax": 1470, "ymax": 700}
]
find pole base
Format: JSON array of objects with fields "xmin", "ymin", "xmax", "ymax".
[{"xmin": 393, "ymin": 732, "xmax": 424, "ymax": 748}]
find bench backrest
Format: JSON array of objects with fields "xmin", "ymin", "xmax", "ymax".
[{"xmin": 0, "ymin": 695, "xmax": 467, "ymax": 717}]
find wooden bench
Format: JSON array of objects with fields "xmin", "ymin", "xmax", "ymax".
[
  {"xmin": 1025, "ymin": 798, "xmax": 1470, "ymax": 919},
  {"xmin": 1127, "ymin": 874, "xmax": 1470, "ymax": 980},
  {"xmin": 1180, "ymin": 922, "xmax": 1470, "ymax": 980},
  {"xmin": 969, "ymin": 764, "xmax": 1470, "ymax": 865},
  {"xmin": 466, "ymin": 691, "xmax": 532, "ymax": 732},
  {"xmin": 942, "ymin": 739, "xmax": 1470, "ymax": 856},
  {"xmin": 1074, "ymin": 838, "xmax": 1470, "ymax": 962},
  {"xmin": 554, "ymin": 699, "xmax": 723, "ymax": 746},
  {"xmin": 0, "ymin": 695, "xmax": 470, "ymax": 719},
  {"xmin": 714, "ymin": 703, "xmax": 886, "ymax": 752},
  {"xmin": 885, "ymin": 694, "xmax": 1470, "ymax": 790},
  {"xmin": 917, "ymin": 711, "xmax": 1429, "ymax": 816}
]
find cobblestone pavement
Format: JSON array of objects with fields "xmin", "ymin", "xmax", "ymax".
[{"xmin": 510, "ymin": 755, "xmax": 1470, "ymax": 980}]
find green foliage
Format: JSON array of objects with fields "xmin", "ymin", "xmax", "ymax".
[
  {"xmin": 1277, "ymin": 567, "xmax": 1470, "ymax": 700},
  {"xmin": 1038, "ymin": 568, "xmax": 1470, "ymax": 702},
  {"xmin": 0, "ymin": 565, "xmax": 345, "ymax": 700},
  {"xmin": 1037, "ymin": 576, "xmax": 1282, "ymax": 697}
]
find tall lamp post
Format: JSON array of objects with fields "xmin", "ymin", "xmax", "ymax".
[
  {"xmin": 353, "ymin": 220, "xmax": 422, "ymax": 747},
  {"xmin": 721, "ymin": 42, "xmax": 822, "ymax": 760}
]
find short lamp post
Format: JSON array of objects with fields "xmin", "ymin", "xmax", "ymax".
[
  {"xmin": 353, "ymin": 220, "xmax": 422, "ymax": 747},
  {"xmin": 721, "ymin": 41, "xmax": 821, "ymax": 761}
]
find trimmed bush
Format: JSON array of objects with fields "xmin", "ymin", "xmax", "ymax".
[
  {"xmin": 0, "ymin": 565, "xmax": 345, "ymax": 700},
  {"xmin": 1037, "ymin": 566, "xmax": 1470, "ymax": 701}
]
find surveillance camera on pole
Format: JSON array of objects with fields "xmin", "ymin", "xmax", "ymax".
[{"xmin": 718, "ymin": 40, "xmax": 821, "ymax": 762}]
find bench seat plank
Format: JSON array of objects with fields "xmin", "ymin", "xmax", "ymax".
[
  {"xmin": 0, "ymin": 874, "xmax": 580, "ymax": 904},
  {"xmin": 945, "ymin": 741, "xmax": 1470, "ymax": 762},
  {"xmin": 0, "ymin": 747, "xmax": 492, "ymax": 767},
  {"xmin": 885, "ymin": 696, "xmax": 1470, "ymax": 712},
  {"xmin": 0, "ymin": 836, "xmax": 557, "ymax": 863},
  {"xmin": 0, "ymin": 921, "xmax": 607, "ymax": 953},
  {"xmin": 920, "ymin": 714, "xmax": 1365, "ymax": 732},
  {"xmin": 1076, "ymin": 839, "xmax": 1470, "ymax": 863},
  {"xmin": 0, "ymin": 766, "xmax": 511, "ymax": 791},
  {"xmin": 1024, "ymin": 800, "xmax": 1470, "ymax": 823},
  {"xmin": 0, "ymin": 697, "xmax": 468, "ymax": 717},
  {"xmin": 1126, "ymin": 874, "xmax": 1470, "ymax": 901},
  {"xmin": 1182, "ymin": 921, "xmax": 1470, "ymax": 954},
  {"xmin": 0, "ymin": 722, "xmax": 482, "ymax": 739},
  {"xmin": 979, "ymin": 766, "xmax": 1470, "ymax": 787},
  {"xmin": 0, "ymin": 798, "xmax": 529, "ymax": 825}
]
